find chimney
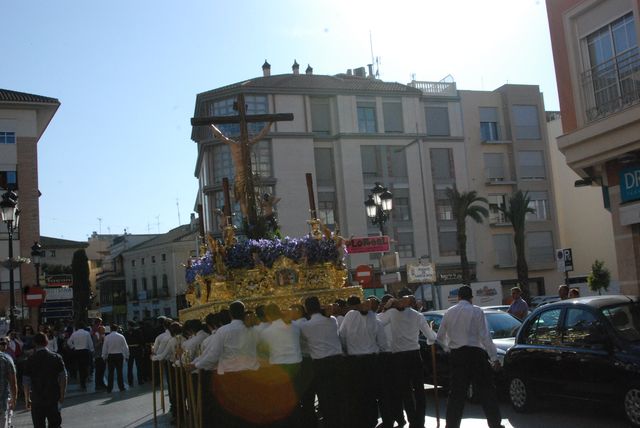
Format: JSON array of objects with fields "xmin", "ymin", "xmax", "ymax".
[
  {"xmin": 347, "ymin": 69, "xmax": 352, "ymax": 76},
  {"xmin": 292, "ymin": 59, "xmax": 300, "ymax": 75},
  {"xmin": 306, "ymin": 64, "xmax": 313, "ymax": 75},
  {"xmin": 262, "ymin": 60, "xmax": 271, "ymax": 77},
  {"xmin": 367, "ymin": 64, "xmax": 374, "ymax": 78}
]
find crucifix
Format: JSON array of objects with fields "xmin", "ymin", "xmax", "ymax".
[{"xmin": 191, "ymin": 94, "xmax": 293, "ymax": 233}]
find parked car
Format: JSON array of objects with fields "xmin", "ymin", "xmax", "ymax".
[
  {"xmin": 420, "ymin": 308, "xmax": 522, "ymax": 391},
  {"xmin": 504, "ymin": 295, "xmax": 640, "ymax": 426},
  {"xmin": 530, "ymin": 295, "xmax": 561, "ymax": 308}
]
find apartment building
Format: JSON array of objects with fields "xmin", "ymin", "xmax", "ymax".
[
  {"xmin": 0, "ymin": 89, "xmax": 59, "ymax": 317},
  {"xmin": 190, "ymin": 62, "xmax": 564, "ymax": 304},
  {"xmin": 547, "ymin": 0, "xmax": 640, "ymax": 294}
]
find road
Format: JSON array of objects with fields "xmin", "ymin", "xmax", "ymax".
[{"xmin": 11, "ymin": 382, "xmax": 630, "ymax": 427}]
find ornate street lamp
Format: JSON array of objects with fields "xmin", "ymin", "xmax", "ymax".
[
  {"xmin": 1, "ymin": 191, "xmax": 20, "ymax": 329},
  {"xmin": 31, "ymin": 242, "xmax": 44, "ymax": 287},
  {"xmin": 365, "ymin": 182, "xmax": 393, "ymax": 235}
]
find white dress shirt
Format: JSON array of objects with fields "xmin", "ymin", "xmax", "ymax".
[
  {"xmin": 46, "ymin": 336, "xmax": 58, "ymax": 353},
  {"xmin": 153, "ymin": 335, "xmax": 182, "ymax": 363},
  {"xmin": 195, "ymin": 320, "xmax": 258, "ymax": 374},
  {"xmin": 299, "ymin": 313, "xmax": 342, "ymax": 360},
  {"xmin": 183, "ymin": 330, "xmax": 209, "ymax": 361},
  {"xmin": 291, "ymin": 318, "xmax": 311, "ymax": 357},
  {"xmin": 153, "ymin": 329, "xmax": 171, "ymax": 357},
  {"xmin": 338, "ymin": 310, "xmax": 382, "ymax": 355},
  {"xmin": 102, "ymin": 331, "xmax": 130, "ymax": 360},
  {"xmin": 259, "ymin": 319, "xmax": 302, "ymax": 365},
  {"xmin": 68, "ymin": 329, "xmax": 95, "ymax": 352},
  {"xmin": 377, "ymin": 307, "xmax": 436, "ymax": 353},
  {"xmin": 436, "ymin": 299, "xmax": 498, "ymax": 361}
]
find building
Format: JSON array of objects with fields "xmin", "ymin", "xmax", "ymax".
[
  {"xmin": 85, "ymin": 232, "xmax": 117, "ymax": 312},
  {"xmin": 546, "ymin": 0, "xmax": 640, "ymax": 294},
  {"xmin": 40, "ymin": 236, "xmax": 89, "ymax": 271},
  {"xmin": 0, "ymin": 89, "xmax": 59, "ymax": 318},
  {"xmin": 122, "ymin": 224, "xmax": 198, "ymax": 321},
  {"xmin": 190, "ymin": 62, "xmax": 565, "ymax": 306}
]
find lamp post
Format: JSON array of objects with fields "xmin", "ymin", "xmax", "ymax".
[
  {"xmin": 1, "ymin": 191, "xmax": 19, "ymax": 329},
  {"xmin": 31, "ymin": 242, "xmax": 44, "ymax": 326},
  {"xmin": 365, "ymin": 182, "xmax": 393, "ymax": 235}
]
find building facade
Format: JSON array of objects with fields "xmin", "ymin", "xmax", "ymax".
[
  {"xmin": 547, "ymin": 0, "xmax": 640, "ymax": 294},
  {"xmin": 0, "ymin": 89, "xmax": 59, "ymax": 318},
  {"xmin": 191, "ymin": 63, "xmax": 565, "ymax": 305}
]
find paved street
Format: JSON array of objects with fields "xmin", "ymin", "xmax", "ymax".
[{"xmin": 10, "ymin": 382, "xmax": 631, "ymax": 428}]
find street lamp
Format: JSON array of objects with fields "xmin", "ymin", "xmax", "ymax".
[
  {"xmin": 365, "ymin": 182, "xmax": 393, "ymax": 235},
  {"xmin": 30, "ymin": 242, "xmax": 44, "ymax": 288},
  {"xmin": 1, "ymin": 191, "xmax": 19, "ymax": 329}
]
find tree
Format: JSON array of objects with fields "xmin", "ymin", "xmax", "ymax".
[
  {"xmin": 71, "ymin": 249, "xmax": 91, "ymax": 324},
  {"xmin": 447, "ymin": 188, "xmax": 489, "ymax": 285},
  {"xmin": 587, "ymin": 259, "xmax": 611, "ymax": 295},
  {"xmin": 499, "ymin": 190, "xmax": 535, "ymax": 299}
]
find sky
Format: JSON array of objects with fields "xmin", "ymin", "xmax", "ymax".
[{"xmin": 1, "ymin": 0, "xmax": 558, "ymax": 242}]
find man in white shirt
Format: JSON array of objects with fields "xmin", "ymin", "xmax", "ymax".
[
  {"xmin": 300, "ymin": 296, "xmax": 346, "ymax": 428},
  {"xmin": 339, "ymin": 296, "xmax": 384, "ymax": 428},
  {"xmin": 436, "ymin": 285, "xmax": 503, "ymax": 428},
  {"xmin": 378, "ymin": 294, "xmax": 436, "ymax": 428},
  {"xmin": 67, "ymin": 321, "xmax": 94, "ymax": 391},
  {"xmin": 102, "ymin": 324, "xmax": 130, "ymax": 393}
]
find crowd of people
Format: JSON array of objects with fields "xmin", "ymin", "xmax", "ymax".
[{"xmin": 149, "ymin": 287, "xmax": 505, "ymax": 428}]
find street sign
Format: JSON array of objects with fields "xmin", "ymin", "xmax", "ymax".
[
  {"xmin": 354, "ymin": 265, "xmax": 373, "ymax": 287},
  {"xmin": 346, "ymin": 236, "xmax": 390, "ymax": 254},
  {"xmin": 25, "ymin": 287, "xmax": 46, "ymax": 307},
  {"xmin": 44, "ymin": 287, "xmax": 73, "ymax": 301},
  {"xmin": 380, "ymin": 272, "xmax": 401, "ymax": 285},
  {"xmin": 46, "ymin": 274, "xmax": 73, "ymax": 287},
  {"xmin": 407, "ymin": 263, "xmax": 435, "ymax": 283},
  {"xmin": 556, "ymin": 248, "xmax": 574, "ymax": 272}
]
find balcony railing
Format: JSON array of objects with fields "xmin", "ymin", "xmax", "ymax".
[
  {"xmin": 408, "ymin": 80, "xmax": 457, "ymax": 96},
  {"xmin": 581, "ymin": 47, "xmax": 640, "ymax": 122}
]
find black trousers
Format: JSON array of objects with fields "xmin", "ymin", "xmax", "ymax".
[
  {"xmin": 345, "ymin": 354, "xmax": 378, "ymax": 428},
  {"xmin": 312, "ymin": 355, "xmax": 346, "ymax": 428},
  {"xmin": 95, "ymin": 356, "xmax": 106, "ymax": 389},
  {"xmin": 376, "ymin": 352, "xmax": 402, "ymax": 428},
  {"xmin": 107, "ymin": 353, "xmax": 125, "ymax": 392},
  {"xmin": 298, "ymin": 356, "xmax": 317, "ymax": 428},
  {"xmin": 391, "ymin": 350, "xmax": 426, "ymax": 428},
  {"xmin": 445, "ymin": 346, "xmax": 502, "ymax": 428},
  {"xmin": 31, "ymin": 402, "xmax": 61, "ymax": 428},
  {"xmin": 127, "ymin": 347, "xmax": 144, "ymax": 385},
  {"xmin": 73, "ymin": 349, "xmax": 91, "ymax": 389}
]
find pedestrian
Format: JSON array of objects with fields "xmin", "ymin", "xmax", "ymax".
[
  {"xmin": 569, "ymin": 288, "xmax": 580, "ymax": 298},
  {"xmin": 436, "ymin": 285, "xmax": 504, "ymax": 428},
  {"xmin": 102, "ymin": 324, "xmax": 129, "ymax": 393},
  {"xmin": 558, "ymin": 284, "xmax": 570, "ymax": 300},
  {"xmin": 152, "ymin": 322, "xmax": 183, "ymax": 422},
  {"xmin": 94, "ymin": 326, "xmax": 107, "ymax": 390},
  {"xmin": 0, "ymin": 336, "xmax": 17, "ymax": 428},
  {"xmin": 22, "ymin": 332, "xmax": 67, "ymax": 428},
  {"xmin": 507, "ymin": 287, "xmax": 529, "ymax": 320},
  {"xmin": 377, "ymin": 293, "xmax": 436, "ymax": 428},
  {"xmin": 125, "ymin": 321, "xmax": 145, "ymax": 387},
  {"xmin": 67, "ymin": 321, "xmax": 94, "ymax": 391}
]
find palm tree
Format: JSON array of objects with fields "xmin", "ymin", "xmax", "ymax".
[
  {"xmin": 447, "ymin": 188, "xmax": 489, "ymax": 285},
  {"xmin": 499, "ymin": 190, "xmax": 535, "ymax": 298}
]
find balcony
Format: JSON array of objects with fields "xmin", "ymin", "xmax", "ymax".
[
  {"xmin": 581, "ymin": 47, "xmax": 640, "ymax": 122},
  {"xmin": 408, "ymin": 79, "xmax": 457, "ymax": 97}
]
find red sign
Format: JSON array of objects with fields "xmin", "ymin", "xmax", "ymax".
[
  {"xmin": 346, "ymin": 236, "xmax": 390, "ymax": 254},
  {"xmin": 26, "ymin": 287, "xmax": 46, "ymax": 307},
  {"xmin": 355, "ymin": 265, "xmax": 373, "ymax": 287}
]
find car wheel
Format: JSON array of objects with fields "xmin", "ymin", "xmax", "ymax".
[
  {"xmin": 509, "ymin": 376, "xmax": 534, "ymax": 412},
  {"xmin": 624, "ymin": 386, "xmax": 640, "ymax": 427}
]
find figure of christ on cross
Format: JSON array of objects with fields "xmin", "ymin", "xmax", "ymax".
[{"xmin": 191, "ymin": 94, "xmax": 293, "ymax": 237}]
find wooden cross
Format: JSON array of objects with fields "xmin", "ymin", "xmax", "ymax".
[{"xmin": 191, "ymin": 94, "xmax": 293, "ymax": 230}]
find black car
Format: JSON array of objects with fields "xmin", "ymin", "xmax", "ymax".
[
  {"xmin": 504, "ymin": 295, "xmax": 640, "ymax": 426},
  {"xmin": 420, "ymin": 309, "xmax": 522, "ymax": 391}
]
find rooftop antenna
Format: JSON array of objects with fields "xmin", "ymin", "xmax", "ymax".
[
  {"xmin": 97, "ymin": 217, "xmax": 102, "ymax": 234},
  {"xmin": 155, "ymin": 215, "xmax": 160, "ymax": 233},
  {"xmin": 176, "ymin": 198, "xmax": 181, "ymax": 225},
  {"xmin": 147, "ymin": 221, "xmax": 151, "ymax": 233},
  {"xmin": 369, "ymin": 30, "xmax": 380, "ymax": 78}
]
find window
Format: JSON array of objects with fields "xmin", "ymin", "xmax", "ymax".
[
  {"xmin": 392, "ymin": 188, "xmax": 411, "ymax": 222},
  {"xmin": 142, "ymin": 277, "xmax": 148, "ymax": 291},
  {"xmin": 430, "ymin": 148, "xmax": 455, "ymax": 180},
  {"xmin": 584, "ymin": 13, "xmax": 640, "ymax": 120},
  {"xmin": 383, "ymin": 100, "xmax": 403, "ymax": 133},
  {"xmin": 438, "ymin": 230, "xmax": 457, "ymax": 256},
  {"xmin": 151, "ymin": 255, "xmax": 156, "ymax": 263},
  {"xmin": 518, "ymin": 151, "xmax": 545, "ymax": 180},
  {"xmin": 479, "ymin": 107, "xmax": 499, "ymax": 141},
  {"xmin": 49, "ymin": 250, "xmax": 56, "ymax": 258},
  {"xmin": 311, "ymin": 98, "xmax": 331, "ymax": 135},
  {"xmin": 527, "ymin": 231, "xmax": 554, "ymax": 265},
  {"xmin": 131, "ymin": 260, "xmax": 136, "ymax": 267},
  {"xmin": 525, "ymin": 309, "xmax": 562, "ymax": 345},
  {"xmin": 210, "ymin": 95, "xmax": 268, "ymax": 135},
  {"xmin": 493, "ymin": 234, "xmax": 514, "ymax": 266},
  {"xmin": 527, "ymin": 191, "xmax": 549, "ymax": 221},
  {"xmin": 251, "ymin": 140, "xmax": 272, "ymax": 178},
  {"xmin": 212, "ymin": 143, "xmax": 233, "ymax": 184},
  {"xmin": 161, "ymin": 253, "xmax": 166, "ymax": 262},
  {"xmin": 426, "ymin": 106, "xmax": 450, "ymax": 136},
  {"xmin": 488, "ymin": 195, "xmax": 507, "ymax": 224},
  {"xmin": 484, "ymin": 153, "xmax": 505, "ymax": 182},
  {"xmin": 512, "ymin": 105, "xmax": 541, "ymax": 140},
  {"xmin": 361, "ymin": 145, "xmax": 381, "ymax": 179},
  {"xmin": 162, "ymin": 274, "xmax": 169, "ymax": 291},
  {"xmin": 315, "ymin": 148, "xmax": 335, "ymax": 187},
  {"xmin": 0, "ymin": 132, "xmax": 15, "ymax": 144},
  {"xmin": 141, "ymin": 257, "xmax": 145, "ymax": 265},
  {"xmin": 132, "ymin": 279, "xmax": 138, "ymax": 298},
  {"xmin": 152, "ymin": 276, "xmax": 158, "ymax": 298},
  {"xmin": 318, "ymin": 192, "xmax": 337, "ymax": 227},
  {"xmin": 563, "ymin": 308, "xmax": 600, "ymax": 348},
  {"xmin": 361, "ymin": 146, "xmax": 408, "ymax": 181},
  {"xmin": 434, "ymin": 186, "xmax": 453, "ymax": 221},
  {"xmin": 397, "ymin": 232, "xmax": 414, "ymax": 258},
  {"xmin": 164, "ymin": 307, "xmax": 172, "ymax": 317},
  {"xmin": 357, "ymin": 101, "xmax": 377, "ymax": 133},
  {"xmin": 0, "ymin": 171, "xmax": 17, "ymax": 191}
]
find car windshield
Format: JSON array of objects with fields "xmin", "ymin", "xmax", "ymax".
[
  {"xmin": 486, "ymin": 312, "xmax": 522, "ymax": 339},
  {"xmin": 601, "ymin": 302, "xmax": 640, "ymax": 342}
]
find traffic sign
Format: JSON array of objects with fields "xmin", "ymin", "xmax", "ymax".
[
  {"xmin": 556, "ymin": 248, "xmax": 574, "ymax": 272},
  {"xmin": 354, "ymin": 265, "xmax": 373, "ymax": 287},
  {"xmin": 25, "ymin": 287, "xmax": 46, "ymax": 307}
]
